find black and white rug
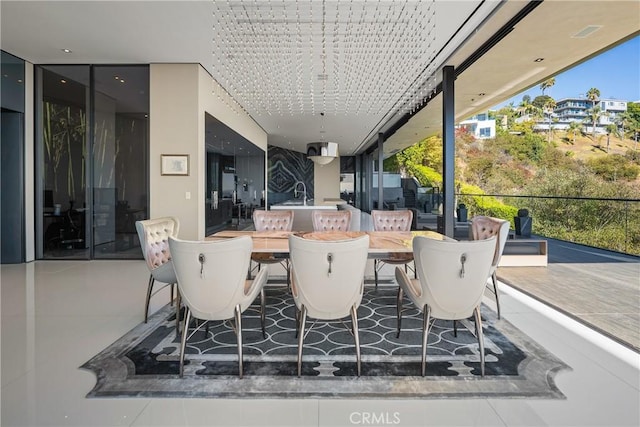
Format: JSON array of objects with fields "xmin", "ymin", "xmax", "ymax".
[{"xmin": 81, "ymin": 287, "xmax": 570, "ymax": 399}]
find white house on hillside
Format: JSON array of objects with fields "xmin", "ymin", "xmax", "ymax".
[{"xmin": 458, "ymin": 112, "xmax": 496, "ymax": 139}]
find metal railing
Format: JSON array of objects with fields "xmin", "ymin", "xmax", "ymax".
[{"xmin": 454, "ymin": 193, "xmax": 640, "ymax": 256}]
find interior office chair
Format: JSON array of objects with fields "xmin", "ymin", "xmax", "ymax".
[
  {"xmin": 311, "ymin": 209, "xmax": 352, "ymax": 231},
  {"xmin": 251, "ymin": 209, "xmax": 294, "ymax": 286},
  {"xmin": 470, "ymin": 216, "xmax": 510, "ymax": 319},
  {"xmin": 288, "ymin": 233, "xmax": 369, "ymax": 376},
  {"xmin": 169, "ymin": 235, "xmax": 268, "ymax": 378},
  {"xmin": 371, "ymin": 209, "xmax": 414, "ymax": 290},
  {"xmin": 395, "ymin": 236, "xmax": 496, "ymax": 376},
  {"xmin": 135, "ymin": 217, "xmax": 179, "ymax": 325}
]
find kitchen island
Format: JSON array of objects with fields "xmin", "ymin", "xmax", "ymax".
[{"xmin": 270, "ymin": 199, "xmax": 337, "ymax": 231}]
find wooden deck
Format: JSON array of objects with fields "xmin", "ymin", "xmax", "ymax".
[{"xmin": 496, "ymin": 237, "xmax": 640, "ymax": 352}]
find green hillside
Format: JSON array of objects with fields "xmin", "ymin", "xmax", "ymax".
[{"xmin": 385, "ymin": 124, "xmax": 640, "ymax": 255}]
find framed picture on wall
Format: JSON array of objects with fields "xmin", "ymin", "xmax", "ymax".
[{"xmin": 161, "ymin": 154, "xmax": 189, "ymax": 176}]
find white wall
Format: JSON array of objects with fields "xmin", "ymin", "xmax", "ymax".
[
  {"xmin": 150, "ymin": 64, "xmax": 267, "ymax": 239},
  {"xmin": 149, "ymin": 64, "xmax": 200, "ymax": 239},
  {"xmin": 313, "ymin": 158, "xmax": 340, "ymax": 202}
]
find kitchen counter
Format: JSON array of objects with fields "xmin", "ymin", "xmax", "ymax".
[
  {"xmin": 271, "ymin": 199, "xmax": 337, "ymax": 210},
  {"xmin": 270, "ymin": 199, "xmax": 337, "ymax": 230}
]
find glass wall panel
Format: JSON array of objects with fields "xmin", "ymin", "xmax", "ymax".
[
  {"xmin": 38, "ymin": 65, "xmax": 90, "ymax": 259},
  {"xmin": 37, "ymin": 64, "xmax": 148, "ymax": 260},
  {"xmin": 205, "ymin": 113, "xmax": 265, "ymax": 234},
  {"xmin": 1, "ymin": 51, "xmax": 26, "ymax": 263},
  {"xmin": 340, "ymin": 156, "xmax": 355, "ymax": 205},
  {"xmin": 93, "ymin": 66, "xmax": 149, "ymax": 258}
]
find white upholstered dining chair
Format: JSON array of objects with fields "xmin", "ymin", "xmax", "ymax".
[
  {"xmin": 311, "ymin": 209, "xmax": 352, "ymax": 231},
  {"xmin": 168, "ymin": 235, "xmax": 268, "ymax": 378},
  {"xmin": 288, "ymin": 233, "xmax": 369, "ymax": 376},
  {"xmin": 395, "ymin": 236, "xmax": 496, "ymax": 376},
  {"xmin": 371, "ymin": 209, "xmax": 414, "ymax": 290},
  {"xmin": 470, "ymin": 215, "xmax": 510, "ymax": 319},
  {"xmin": 251, "ymin": 209, "xmax": 294, "ymax": 286},
  {"xmin": 135, "ymin": 216, "xmax": 179, "ymax": 324}
]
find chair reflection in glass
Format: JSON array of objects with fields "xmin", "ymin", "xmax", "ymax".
[
  {"xmin": 395, "ymin": 236, "xmax": 496, "ymax": 376},
  {"xmin": 288, "ymin": 234, "xmax": 369, "ymax": 376}
]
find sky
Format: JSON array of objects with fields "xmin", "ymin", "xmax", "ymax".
[{"xmin": 494, "ymin": 35, "xmax": 640, "ymax": 109}]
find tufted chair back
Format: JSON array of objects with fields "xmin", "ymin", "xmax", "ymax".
[
  {"xmin": 470, "ymin": 216, "xmax": 510, "ymax": 269},
  {"xmin": 253, "ymin": 209, "xmax": 294, "ymax": 231},
  {"xmin": 312, "ymin": 210, "xmax": 352, "ymax": 231},
  {"xmin": 136, "ymin": 217, "xmax": 179, "ymax": 282},
  {"xmin": 371, "ymin": 210, "xmax": 413, "ymax": 231},
  {"xmin": 135, "ymin": 216, "xmax": 180, "ymax": 323}
]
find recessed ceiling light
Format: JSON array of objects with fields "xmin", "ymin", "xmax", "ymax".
[
  {"xmin": 61, "ymin": 48, "xmax": 72, "ymax": 53},
  {"xmin": 114, "ymin": 76, "xmax": 120, "ymax": 80},
  {"xmin": 534, "ymin": 58, "xmax": 544, "ymax": 62},
  {"xmin": 119, "ymin": 79, "xmax": 125, "ymax": 83},
  {"xmin": 60, "ymin": 79, "xmax": 67, "ymax": 84}
]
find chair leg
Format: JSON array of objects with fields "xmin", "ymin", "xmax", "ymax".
[
  {"xmin": 374, "ymin": 260, "xmax": 379, "ymax": 290},
  {"xmin": 294, "ymin": 307, "xmax": 300, "ymax": 339},
  {"xmin": 351, "ymin": 304, "xmax": 361, "ymax": 377},
  {"xmin": 474, "ymin": 306, "xmax": 485, "ymax": 377},
  {"xmin": 235, "ymin": 304, "xmax": 244, "ymax": 379},
  {"xmin": 421, "ymin": 304, "xmax": 431, "ymax": 377},
  {"xmin": 492, "ymin": 272, "xmax": 501, "ymax": 319},
  {"xmin": 179, "ymin": 308, "xmax": 191, "ymax": 378},
  {"xmin": 285, "ymin": 260, "xmax": 291, "ymax": 289},
  {"xmin": 453, "ymin": 320, "xmax": 457, "ymax": 337},
  {"xmin": 175, "ymin": 290, "xmax": 181, "ymax": 338},
  {"xmin": 144, "ymin": 275, "xmax": 155, "ymax": 323},
  {"xmin": 170, "ymin": 283, "xmax": 175, "ymax": 306},
  {"xmin": 260, "ymin": 288, "xmax": 266, "ymax": 339},
  {"xmin": 396, "ymin": 287, "xmax": 404, "ymax": 338},
  {"xmin": 297, "ymin": 305, "xmax": 307, "ymax": 377}
]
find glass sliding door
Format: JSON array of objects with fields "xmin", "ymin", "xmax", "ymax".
[
  {"xmin": 93, "ymin": 66, "xmax": 148, "ymax": 258},
  {"xmin": 38, "ymin": 65, "xmax": 90, "ymax": 259},
  {"xmin": 36, "ymin": 64, "xmax": 149, "ymax": 260}
]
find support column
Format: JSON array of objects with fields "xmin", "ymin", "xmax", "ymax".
[
  {"xmin": 442, "ymin": 66, "xmax": 455, "ymax": 238},
  {"xmin": 377, "ymin": 132, "xmax": 384, "ymax": 210}
]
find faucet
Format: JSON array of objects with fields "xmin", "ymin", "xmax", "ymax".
[{"xmin": 294, "ymin": 181, "xmax": 307, "ymax": 205}]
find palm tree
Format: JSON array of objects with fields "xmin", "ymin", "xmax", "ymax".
[
  {"xmin": 568, "ymin": 121, "xmax": 582, "ymax": 144},
  {"xmin": 605, "ymin": 124, "xmax": 618, "ymax": 153},
  {"xmin": 586, "ymin": 87, "xmax": 601, "ymax": 139},
  {"xmin": 543, "ymin": 98, "xmax": 557, "ymax": 143},
  {"xmin": 540, "ymin": 78, "xmax": 555, "ymax": 96},
  {"xmin": 616, "ymin": 111, "xmax": 632, "ymax": 138},
  {"xmin": 516, "ymin": 96, "xmax": 534, "ymax": 118}
]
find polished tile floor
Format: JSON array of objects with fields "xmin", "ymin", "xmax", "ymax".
[{"xmin": 1, "ymin": 260, "xmax": 639, "ymax": 427}]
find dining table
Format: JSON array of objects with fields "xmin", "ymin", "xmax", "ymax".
[{"xmin": 206, "ymin": 230, "xmax": 448, "ymax": 258}]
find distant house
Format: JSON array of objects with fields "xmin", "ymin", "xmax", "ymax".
[
  {"xmin": 553, "ymin": 97, "xmax": 628, "ymax": 133},
  {"xmin": 458, "ymin": 112, "xmax": 496, "ymax": 139}
]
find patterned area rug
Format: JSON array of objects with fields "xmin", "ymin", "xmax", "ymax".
[{"xmin": 81, "ymin": 287, "xmax": 570, "ymax": 399}]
